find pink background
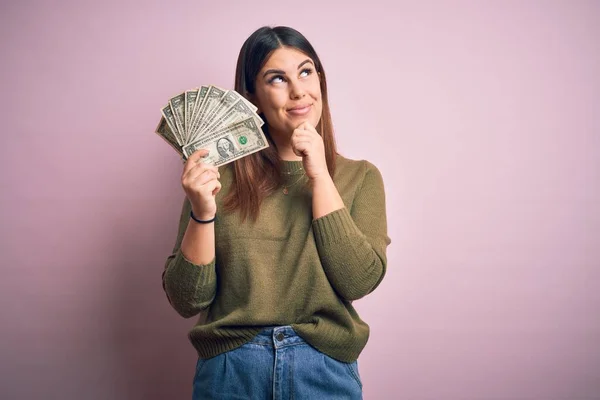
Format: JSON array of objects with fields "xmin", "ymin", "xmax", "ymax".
[{"xmin": 1, "ymin": 0, "xmax": 599, "ymax": 399}]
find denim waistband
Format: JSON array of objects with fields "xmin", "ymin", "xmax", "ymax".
[{"xmin": 249, "ymin": 325, "xmax": 306, "ymax": 348}]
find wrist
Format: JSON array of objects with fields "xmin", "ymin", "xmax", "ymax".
[
  {"xmin": 309, "ymin": 173, "xmax": 333, "ymax": 187},
  {"xmin": 190, "ymin": 209, "xmax": 216, "ymax": 223}
]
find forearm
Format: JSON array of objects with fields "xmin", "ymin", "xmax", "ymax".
[
  {"xmin": 180, "ymin": 215, "xmax": 215, "ymax": 265},
  {"xmin": 312, "ymin": 208, "xmax": 387, "ymax": 300},
  {"xmin": 162, "ymin": 200, "xmax": 217, "ymax": 318},
  {"xmin": 162, "ymin": 248, "xmax": 217, "ymax": 318},
  {"xmin": 311, "ymin": 175, "xmax": 345, "ymax": 219},
  {"xmin": 311, "ymin": 162, "xmax": 391, "ymax": 300}
]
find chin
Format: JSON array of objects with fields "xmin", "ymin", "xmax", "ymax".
[{"xmin": 295, "ymin": 114, "xmax": 321, "ymax": 129}]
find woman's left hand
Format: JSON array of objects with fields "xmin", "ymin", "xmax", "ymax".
[{"xmin": 291, "ymin": 121, "xmax": 329, "ymax": 181}]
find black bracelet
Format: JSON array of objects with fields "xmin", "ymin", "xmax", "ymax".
[{"xmin": 190, "ymin": 210, "xmax": 216, "ymax": 224}]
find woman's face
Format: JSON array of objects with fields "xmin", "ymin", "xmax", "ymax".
[{"xmin": 252, "ymin": 47, "xmax": 322, "ymax": 138}]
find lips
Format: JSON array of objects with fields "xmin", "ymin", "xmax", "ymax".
[{"xmin": 287, "ymin": 104, "xmax": 312, "ymax": 116}]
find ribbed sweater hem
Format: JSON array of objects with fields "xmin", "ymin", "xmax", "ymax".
[
  {"xmin": 189, "ymin": 322, "xmax": 367, "ymax": 363},
  {"xmin": 173, "ymin": 249, "xmax": 216, "ymax": 288},
  {"xmin": 164, "ymin": 250, "xmax": 217, "ymax": 317}
]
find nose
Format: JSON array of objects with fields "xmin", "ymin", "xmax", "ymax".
[{"xmin": 289, "ymin": 79, "xmax": 306, "ymax": 100}]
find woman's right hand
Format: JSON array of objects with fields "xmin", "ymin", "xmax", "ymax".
[{"xmin": 181, "ymin": 149, "xmax": 221, "ymax": 220}]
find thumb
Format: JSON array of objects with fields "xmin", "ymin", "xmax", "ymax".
[{"xmin": 183, "ymin": 148, "xmax": 210, "ymax": 174}]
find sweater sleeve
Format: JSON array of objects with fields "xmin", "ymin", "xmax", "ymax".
[
  {"xmin": 161, "ymin": 197, "xmax": 217, "ymax": 318},
  {"xmin": 312, "ymin": 161, "xmax": 391, "ymax": 301}
]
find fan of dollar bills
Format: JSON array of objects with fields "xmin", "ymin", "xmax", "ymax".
[{"xmin": 155, "ymin": 85, "xmax": 268, "ymax": 166}]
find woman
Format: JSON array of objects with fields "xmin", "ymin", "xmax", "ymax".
[{"xmin": 162, "ymin": 26, "xmax": 391, "ymax": 399}]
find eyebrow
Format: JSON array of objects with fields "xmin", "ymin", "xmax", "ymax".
[{"xmin": 262, "ymin": 59, "xmax": 314, "ymax": 78}]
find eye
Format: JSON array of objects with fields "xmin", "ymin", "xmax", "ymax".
[
  {"xmin": 268, "ymin": 75, "xmax": 285, "ymax": 84},
  {"xmin": 300, "ymin": 68, "xmax": 313, "ymax": 77}
]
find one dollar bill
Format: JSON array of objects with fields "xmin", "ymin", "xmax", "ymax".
[{"xmin": 182, "ymin": 117, "xmax": 269, "ymax": 166}]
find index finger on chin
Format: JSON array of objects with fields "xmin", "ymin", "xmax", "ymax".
[{"xmin": 296, "ymin": 121, "xmax": 308, "ymax": 130}]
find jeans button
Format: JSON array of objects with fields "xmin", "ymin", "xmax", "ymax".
[{"xmin": 276, "ymin": 332, "xmax": 285, "ymax": 341}]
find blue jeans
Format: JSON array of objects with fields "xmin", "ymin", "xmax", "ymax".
[{"xmin": 192, "ymin": 326, "xmax": 363, "ymax": 399}]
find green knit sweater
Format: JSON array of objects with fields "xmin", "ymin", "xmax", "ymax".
[{"xmin": 162, "ymin": 154, "xmax": 391, "ymax": 363}]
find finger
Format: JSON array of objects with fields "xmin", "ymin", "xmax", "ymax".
[
  {"xmin": 191, "ymin": 148, "xmax": 210, "ymax": 160},
  {"xmin": 181, "ymin": 171, "xmax": 217, "ymax": 191},
  {"xmin": 190, "ymin": 163, "xmax": 218, "ymax": 177},
  {"xmin": 183, "ymin": 149, "xmax": 210, "ymax": 175},
  {"xmin": 296, "ymin": 121, "xmax": 314, "ymax": 130},
  {"xmin": 293, "ymin": 124, "xmax": 318, "ymax": 136},
  {"xmin": 292, "ymin": 140, "xmax": 310, "ymax": 157},
  {"xmin": 201, "ymin": 179, "xmax": 222, "ymax": 197},
  {"xmin": 292, "ymin": 131, "xmax": 314, "ymax": 142},
  {"xmin": 184, "ymin": 163, "xmax": 218, "ymax": 181},
  {"xmin": 211, "ymin": 180, "xmax": 222, "ymax": 196},
  {"xmin": 297, "ymin": 121, "xmax": 320, "ymax": 137},
  {"xmin": 195, "ymin": 170, "xmax": 219, "ymax": 186},
  {"xmin": 292, "ymin": 129, "xmax": 311, "ymax": 142},
  {"xmin": 292, "ymin": 133, "xmax": 313, "ymax": 147},
  {"xmin": 187, "ymin": 169, "xmax": 218, "ymax": 186}
]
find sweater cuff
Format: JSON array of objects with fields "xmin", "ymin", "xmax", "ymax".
[
  {"xmin": 312, "ymin": 208, "xmax": 362, "ymax": 247},
  {"xmin": 172, "ymin": 248, "xmax": 216, "ymax": 288}
]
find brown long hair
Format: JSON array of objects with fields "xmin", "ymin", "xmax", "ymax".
[{"xmin": 223, "ymin": 26, "xmax": 337, "ymax": 222}]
